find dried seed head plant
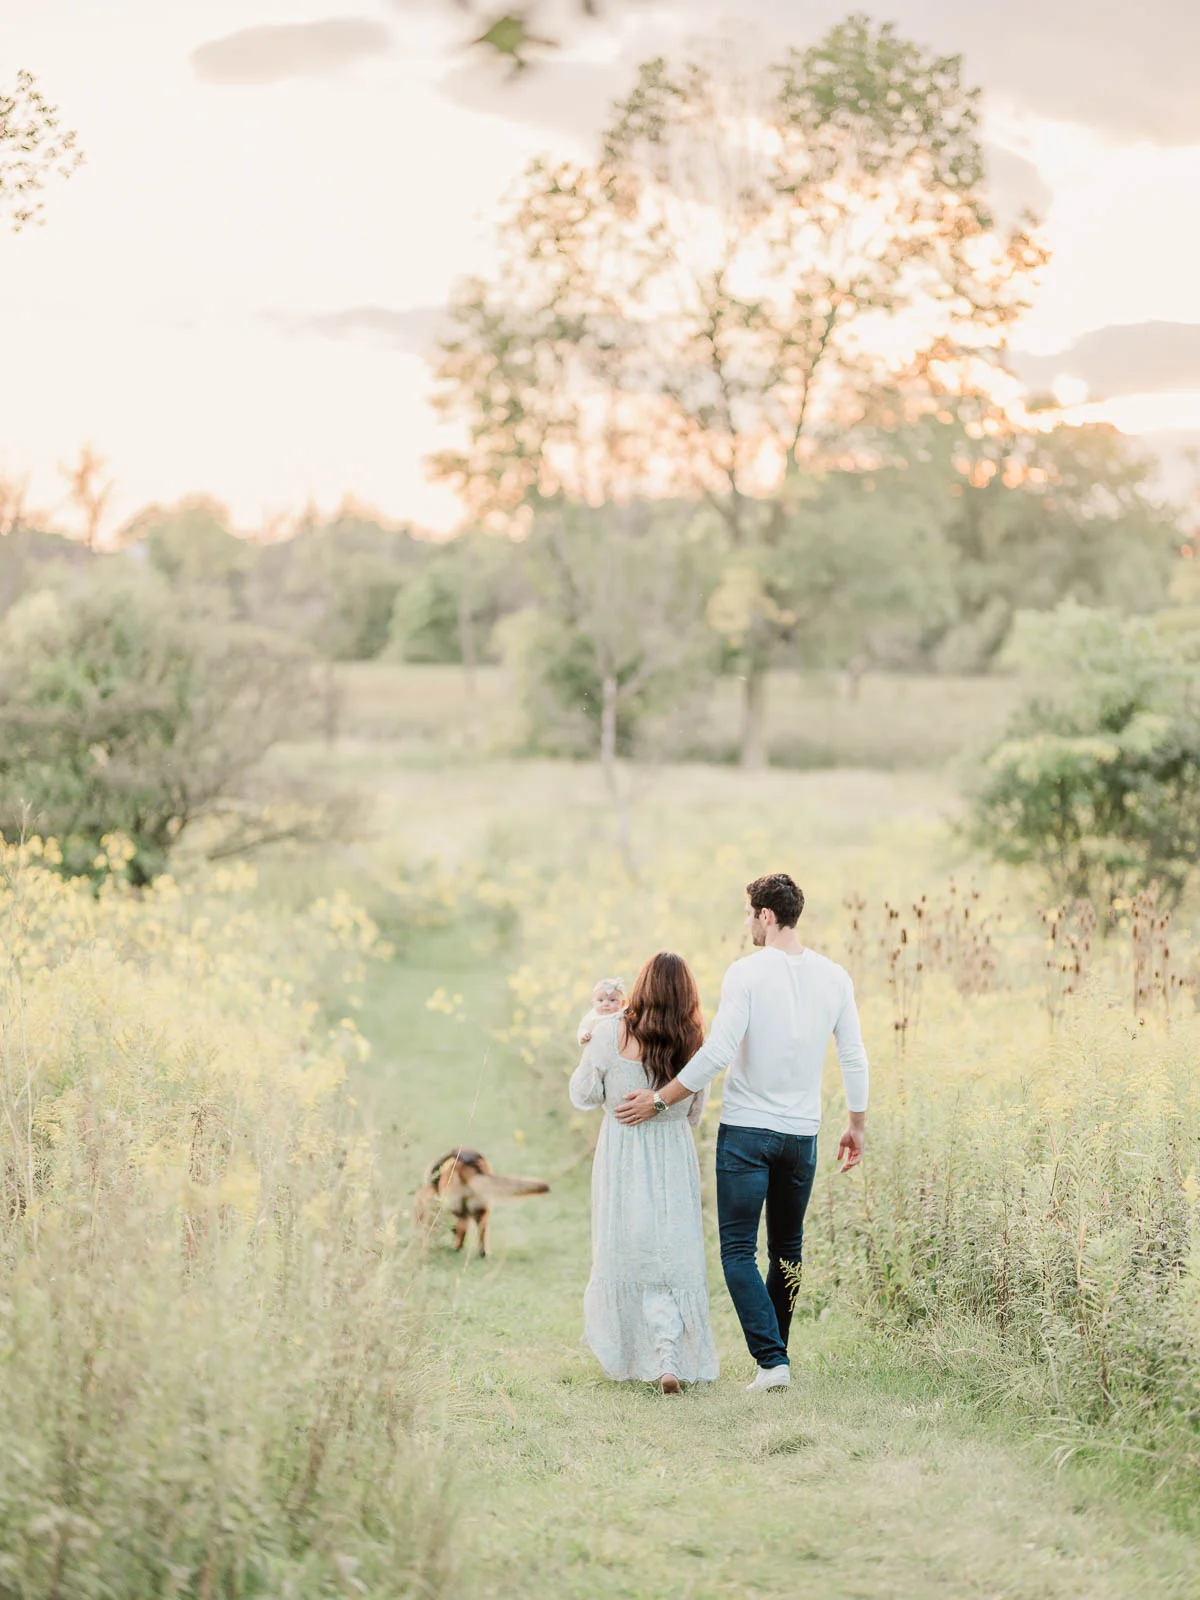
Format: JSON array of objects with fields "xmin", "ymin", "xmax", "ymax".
[
  {"xmin": 503, "ymin": 825, "xmax": 1200, "ymax": 1469},
  {"xmin": 1039, "ymin": 897, "xmax": 1097, "ymax": 1032}
]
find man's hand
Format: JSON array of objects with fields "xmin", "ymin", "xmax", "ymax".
[
  {"xmin": 614, "ymin": 1088, "xmax": 657, "ymax": 1126},
  {"xmin": 836, "ymin": 1113, "xmax": 865, "ymax": 1173}
]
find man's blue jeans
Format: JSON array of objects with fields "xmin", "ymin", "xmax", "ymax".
[{"xmin": 715, "ymin": 1124, "xmax": 818, "ymax": 1370}]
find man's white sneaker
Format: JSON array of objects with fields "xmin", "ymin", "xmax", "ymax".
[{"xmin": 746, "ymin": 1365, "xmax": 790, "ymax": 1392}]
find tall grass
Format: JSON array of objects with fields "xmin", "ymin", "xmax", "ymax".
[
  {"xmin": 494, "ymin": 829, "xmax": 1200, "ymax": 1476},
  {"xmin": 0, "ymin": 840, "xmax": 456, "ymax": 1599}
]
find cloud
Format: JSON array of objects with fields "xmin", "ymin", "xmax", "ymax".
[
  {"xmin": 191, "ymin": 18, "xmax": 393, "ymax": 85},
  {"xmin": 437, "ymin": 56, "xmax": 631, "ymax": 141},
  {"xmin": 1012, "ymin": 322, "xmax": 1200, "ymax": 401},
  {"xmin": 282, "ymin": 306, "xmax": 1200, "ymax": 410},
  {"xmin": 531, "ymin": 1, "xmax": 1200, "ymax": 146},
  {"xmin": 982, "ymin": 144, "xmax": 1051, "ymax": 226},
  {"xmin": 268, "ymin": 305, "xmax": 449, "ymax": 355}
]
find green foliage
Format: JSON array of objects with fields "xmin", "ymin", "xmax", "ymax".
[
  {"xmin": 0, "ymin": 568, "xmax": 315, "ymax": 883},
  {"xmin": 707, "ymin": 466, "xmax": 958, "ymax": 676},
  {"xmin": 970, "ymin": 604, "xmax": 1200, "ymax": 909},
  {"xmin": 123, "ymin": 495, "xmax": 256, "ymax": 613},
  {"xmin": 255, "ymin": 512, "xmax": 423, "ymax": 661},
  {"xmin": 502, "ymin": 502, "xmax": 717, "ymax": 758},
  {"xmin": 502, "ymin": 606, "xmax": 612, "ymax": 756},
  {"xmin": 120, "ymin": 503, "xmax": 430, "ymax": 660},
  {"xmin": 0, "ymin": 520, "xmax": 92, "ymax": 619},
  {"xmin": 920, "ymin": 420, "xmax": 1179, "ymax": 669},
  {"xmin": 390, "ymin": 559, "xmax": 463, "ymax": 663},
  {"xmin": 781, "ymin": 15, "xmax": 985, "ymax": 190},
  {"xmin": 388, "ymin": 533, "xmax": 525, "ymax": 665}
]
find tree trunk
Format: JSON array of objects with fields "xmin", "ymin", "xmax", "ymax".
[
  {"xmin": 739, "ymin": 662, "xmax": 769, "ymax": 769},
  {"xmin": 456, "ymin": 583, "xmax": 477, "ymax": 697},
  {"xmin": 840, "ymin": 652, "xmax": 870, "ymax": 702},
  {"xmin": 322, "ymin": 658, "xmax": 340, "ymax": 746},
  {"xmin": 600, "ymin": 673, "xmax": 636, "ymax": 877}
]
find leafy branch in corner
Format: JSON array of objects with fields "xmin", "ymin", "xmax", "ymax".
[{"xmin": 0, "ymin": 68, "xmax": 82, "ymax": 232}]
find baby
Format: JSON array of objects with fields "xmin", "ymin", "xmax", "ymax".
[{"xmin": 577, "ymin": 977, "xmax": 625, "ymax": 1046}]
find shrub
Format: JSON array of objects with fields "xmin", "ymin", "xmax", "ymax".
[
  {"xmin": 969, "ymin": 603, "xmax": 1200, "ymax": 912},
  {"xmin": 0, "ymin": 568, "xmax": 316, "ymax": 883}
]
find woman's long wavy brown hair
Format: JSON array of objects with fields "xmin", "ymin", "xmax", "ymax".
[{"xmin": 622, "ymin": 951, "xmax": 705, "ymax": 1091}]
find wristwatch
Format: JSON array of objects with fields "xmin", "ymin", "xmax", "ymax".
[{"xmin": 652, "ymin": 1093, "xmax": 668, "ymax": 1116}]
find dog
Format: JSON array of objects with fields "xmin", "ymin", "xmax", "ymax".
[{"xmin": 412, "ymin": 1146, "xmax": 549, "ymax": 1258}]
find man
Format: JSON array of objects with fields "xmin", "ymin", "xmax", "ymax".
[{"xmin": 615, "ymin": 872, "xmax": 868, "ymax": 1391}]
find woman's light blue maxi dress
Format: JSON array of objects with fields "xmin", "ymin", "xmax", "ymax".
[{"xmin": 569, "ymin": 1015, "xmax": 720, "ymax": 1384}]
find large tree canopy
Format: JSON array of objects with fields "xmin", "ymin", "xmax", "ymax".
[{"xmin": 433, "ymin": 17, "xmax": 1048, "ymax": 762}]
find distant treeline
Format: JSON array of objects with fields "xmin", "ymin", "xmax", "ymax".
[
  {"xmin": 1, "ymin": 412, "xmax": 1186, "ymax": 690},
  {"xmin": 1, "ymin": 408, "xmax": 1196, "ymax": 883}
]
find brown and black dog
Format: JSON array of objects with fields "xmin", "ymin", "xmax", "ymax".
[{"xmin": 412, "ymin": 1147, "xmax": 549, "ymax": 1258}]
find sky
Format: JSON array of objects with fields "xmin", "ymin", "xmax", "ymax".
[{"xmin": 4, "ymin": 0, "xmax": 1200, "ymax": 538}]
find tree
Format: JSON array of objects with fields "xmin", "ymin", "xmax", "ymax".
[
  {"xmin": 59, "ymin": 445, "xmax": 115, "ymax": 552},
  {"xmin": 970, "ymin": 604, "xmax": 1200, "ymax": 914},
  {"xmin": 1, "ymin": 67, "xmax": 81, "ymax": 231},
  {"xmin": 0, "ymin": 474, "xmax": 34, "ymax": 617},
  {"xmin": 0, "ymin": 569, "xmax": 316, "ymax": 884},
  {"xmin": 0, "ymin": 472, "xmax": 94, "ymax": 619},
  {"xmin": 254, "ymin": 508, "xmax": 421, "ymax": 664},
  {"xmin": 705, "ymin": 460, "xmax": 959, "ymax": 703},
  {"xmin": 906, "ymin": 417, "xmax": 1180, "ymax": 670},
  {"xmin": 119, "ymin": 496, "xmax": 262, "ymax": 622},
  {"xmin": 504, "ymin": 500, "xmax": 716, "ymax": 868},
  {"xmin": 387, "ymin": 532, "xmax": 526, "ymax": 686},
  {"xmin": 433, "ymin": 18, "xmax": 1046, "ymax": 764}
]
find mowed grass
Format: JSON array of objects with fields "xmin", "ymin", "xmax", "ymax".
[
  {"xmin": 326, "ymin": 662, "xmax": 1021, "ymax": 770},
  {"xmin": 350, "ymin": 929, "xmax": 1199, "ymax": 1600},
  {"xmin": 257, "ymin": 739, "xmax": 1200, "ymax": 1595}
]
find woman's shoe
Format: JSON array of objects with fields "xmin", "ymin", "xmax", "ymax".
[{"xmin": 658, "ymin": 1374, "xmax": 682, "ymax": 1395}]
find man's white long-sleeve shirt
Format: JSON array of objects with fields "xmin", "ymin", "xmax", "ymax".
[{"xmin": 676, "ymin": 946, "xmax": 868, "ymax": 1136}]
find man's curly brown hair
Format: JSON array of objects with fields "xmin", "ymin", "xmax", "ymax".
[{"xmin": 746, "ymin": 873, "xmax": 805, "ymax": 928}]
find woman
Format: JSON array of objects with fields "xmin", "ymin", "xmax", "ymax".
[{"xmin": 569, "ymin": 951, "xmax": 719, "ymax": 1393}]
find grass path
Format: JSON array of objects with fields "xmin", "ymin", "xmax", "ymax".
[{"xmin": 351, "ymin": 930, "xmax": 1196, "ymax": 1600}]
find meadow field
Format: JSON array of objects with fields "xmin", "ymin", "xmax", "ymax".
[
  {"xmin": 8, "ymin": 7, "xmax": 1200, "ymax": 1594},
  {"xmin": 326, "ymin": 663, "xmax": 1024, "ymax": 772},
  {"xmin": 4, "ymin": 667, "xmax": 1200, "ymax": 1597},
  {"xmin": 326, "ymin": 717, "xmax": 1200, "ymax": 1598}
]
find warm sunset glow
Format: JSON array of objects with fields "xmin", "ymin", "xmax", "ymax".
[{"xmin": 4, "ymin": 3, "xmax": 1200, "ymax": 534}]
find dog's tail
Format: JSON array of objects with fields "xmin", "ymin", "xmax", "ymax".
[{"xmin": 468, "ymin": 1173, "xmax": 550, "ymax": 1202}]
